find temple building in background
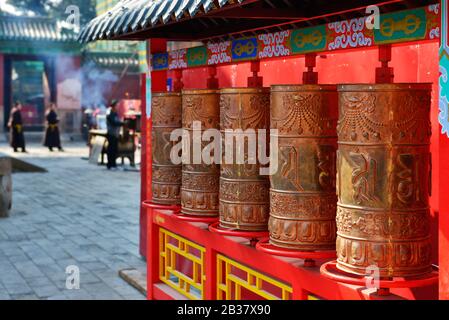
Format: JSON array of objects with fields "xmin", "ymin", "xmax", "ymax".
[
  {"xmin": 0, "ymin": 0, "xmax": 142, "ymax": 139},
  {"xmin": 81, "ymin": 0, "xmax": 143, "ymax": 117},
  {"xmin": 0, "ymin": 14, "xmax": 82, "ymax": 135}
]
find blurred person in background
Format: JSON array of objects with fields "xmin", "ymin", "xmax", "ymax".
[
  {"xmin": 44, "ymin": 103, "xmax": 63, "ymax": 152},
  {"xmin": 106, "ymin": 100, "xmax": 123, "ymax": 170},
  {"xmin": 8, "ymin": 101, "xmax": 26, "ymax": 153}
]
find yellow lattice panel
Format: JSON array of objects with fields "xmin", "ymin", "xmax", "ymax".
[
  {"xmin": 159, "ymin": 228, "xmax": 206, "ymax": 300},
  {"xmin": 217, "ymin": 255, "xmax": 292, "ymax": 300}
]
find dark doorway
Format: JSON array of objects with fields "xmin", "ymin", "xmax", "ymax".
[{"xmin": 3, "ymin": 55, "xmax": 56, "ymax": 132}]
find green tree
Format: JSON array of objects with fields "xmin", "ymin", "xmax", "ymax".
[{"xmin": 5, "ymin": 0, "xmax": 97, "ymax": 26}]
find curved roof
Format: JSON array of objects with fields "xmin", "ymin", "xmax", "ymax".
[
  {"xmin": 79, "ymin": 0, "xmax": 246, "ymax": 43},
  {"xmin": 0, "ymin": 15, "xmax": 77, "ymax": 42},
  {"xmin": 79, "ymin": 0, "xmax": 438, "ymax": 43}
]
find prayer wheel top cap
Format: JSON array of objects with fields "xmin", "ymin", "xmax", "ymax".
[
  {"xmin": 220, "ymin": 87, "xmax": 270, "ymax": 94},
  {"xmin": 271, "ymin": 84, "xmax": 337, "ymax": 92},
  {"xmin": 152, "ymin": 92, "xmax": 182, "ymax": 97},
  {"xmin": 338, "ymin": 83, "xmax": 433, "ymax": 92},
  {"xmin": 182, "ymin": 89, "xmax": 219, "ymax": 95}
]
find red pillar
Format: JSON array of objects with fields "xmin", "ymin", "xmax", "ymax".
[
  {"xmin": 247, "ymin": 60, "xmax": 263, "ymax": 87},
  {"xmin": 375, "ymin": 45, "xmax": 394, "ymax": 84},
  {"xmin": 139, "ymin": 39, "xmax": 167, "ymax": 299},
  {"xmin": 440, "ymin": 132, "xmax": 449, "ymax": 300},
  {"xmin": 207, "ymin": 66, "xmax": 219, "ymax": 89},
  {"xmin": 302, "ymin": 53, "xmax": 318, "ymax": 85}
]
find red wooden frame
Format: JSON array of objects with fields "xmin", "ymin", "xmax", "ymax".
[
  {"xmin": 145, "ymin": 209, "xmax": 438, "ymax": 300},
  {"xmin": 140, "ymin": 38, "xmax": 448, "ymax": 300}
]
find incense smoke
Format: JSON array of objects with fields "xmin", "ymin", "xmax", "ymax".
[{"xmin": 58, "ymin": 58, "xmax": 119, "ymax": 110}]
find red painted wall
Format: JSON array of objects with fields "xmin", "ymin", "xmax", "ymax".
[
  {"xmin": 169, "ymin": 41, "xmax": 441, "ymax": 264},
  {"xmin": 141, "ymin": 40, "xmax": 168, "ymax": 262}
]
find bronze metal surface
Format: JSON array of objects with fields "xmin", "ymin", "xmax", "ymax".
[
  {"xmin": 269, "ymin": 85, "xmax": 338, "ymax": 250},
  {"xmin": 336, "ymin": 83, "xmax": 433, "ymax": 277},
  {"xmin": 151, "ymin": 92, "xmax": 182, "ymax": 205},
  {"xmin": 219, "ymin": 88, "xmax": 270, "ymax": 231},
  {"xmin": 181, "ymin": 89, "xmax": 220, "ymax": 216}
]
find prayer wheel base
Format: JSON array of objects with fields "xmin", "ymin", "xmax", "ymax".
[
  {"xmin": 256, "ymin": 239, "xmax": 336, "ymax": 267},
  {"xmin": 181, "ymin": 211, "xmax": 219, "ymax": 217},
  {"xmin": 142, "ymin": 201, "xmax": 181, "ymax": 213},
  {"xmin": 321, "ymin": 261, "xmax": 438, "ymax": 295},
  {"xmin": 180, "ymin": 206, "xmax": 218, "ymax": 218},
  {"xmin": 209, "ymin": 222, "xmax": 269, "ymax": 246},
  {"xmin": 219, "ymin": 220, "xmax": 268, "ymax": 232},
  {"xmin": 174, "ymin": 211, "xmax": 219, "ymax": 224},
  {"xmin": 150, "ymin": 198, "xmax": 181, "ymax": 206},
  {"xmin": 336, "ymin": 261, "xmax": 434, "ymax": 279},
  {"xmin": 268, "ymin": 240, "xmax": 336, "ymax": 252}
]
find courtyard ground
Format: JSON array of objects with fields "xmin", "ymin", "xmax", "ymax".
[{"xmin": 0, "ymin": 142, "xmax": 146, "ymax": 300}]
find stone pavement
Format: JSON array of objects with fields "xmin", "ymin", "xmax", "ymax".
[{"xmin": 0, "ymin": 142, "xmax": 146, "ymax": 300}]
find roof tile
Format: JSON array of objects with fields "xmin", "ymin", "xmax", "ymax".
[
  {"xmin": 0, "ymin": 15, "xmax": 77, "ymax": 42},
  {"xmin": 79, "ymin": 0, "xmax": 242, "ymax": 42}
]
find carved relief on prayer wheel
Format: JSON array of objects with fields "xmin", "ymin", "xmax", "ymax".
[
  {"xmin": 151, "ymin": 93, "xmax": 182, "ymax": 205},
  {"xmin": 219, "ymin": 88, "xmax": 270, "ymax": 231},
  {"xmin": 336, "ymin": 84, "xmax": 433, "ymax": 277},
  {"xmin": 269, "ymin": 85, "xmax": 338, "ymax": 250},
  {"xmin": 181, "ymin": 89, "xmax": 220, "ymax": 216}
]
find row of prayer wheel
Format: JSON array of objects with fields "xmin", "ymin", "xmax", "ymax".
[{"xmin": 151, "ymin": 83, "xmax": 432, "ymax": 278}]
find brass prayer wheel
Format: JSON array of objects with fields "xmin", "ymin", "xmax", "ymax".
[
  {"xmin": 219, "ymin": 88, "xmax": 270, "ymax": 231},
  {"xmin": 336, "ymin": 83, "xmax": 433, "ymax": 277},
  {"xmin": 151, "ymin": 92, "xmax": 182, "ymax": 205},
  {"xmin": 269, "ymin": 85, "xmax": 338, "ymax": 250},
  {"xmin": 181, "ymin": 89, "xmax": 220, "ymax": 216}
]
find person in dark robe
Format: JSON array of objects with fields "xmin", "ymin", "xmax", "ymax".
[
  {"xmin": 44, "ymin": 103, "xmax": 63, "ymax": 152},
  {"xmin": 106, "ymin": 100, "xmax": 123, "ymax": 170},
  {"xmin": 8, "ymin": 101, "xmax": 26, "ymax": 153}
]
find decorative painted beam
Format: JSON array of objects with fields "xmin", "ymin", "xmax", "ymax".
[{"xmin": 152, "ymin": 4, "xmax": 440, "ymax": 71}]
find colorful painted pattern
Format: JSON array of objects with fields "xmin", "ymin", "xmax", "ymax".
[
  {"xmin": 208, "ymin": 41, "xmax": 232, "ymax": 65},
  {"xmin": 440, "ymin": 1, "xmax": 449, "ymax": 137},
  {"xmin": 152, "ymin": 52, "xmax": 169, "ymax": 71},
  {"xmin": 151, "ymin": 4, "xmax": 440, "ymax": 71},
  {"xmin": 187, "ymin": 47, "xmax": 208, "ymax": 67},
  {"xmin": 327, "ymin": 17, "xmax": 374, "ymax": 51},
  {"xmin": 258, "ymin": 31, "xmax": 291, "ymax": 59},
  {"xmin": 169, "ymin": 48, "xmax": 187, "ymax": 70},
  {"xmin": 232, "ymin": 37, "xmax": 259, "ymax": 61},
  {"xmin": 291, "ymin": 25, "xmax": 327, "ymax": 54},
  {"xmin": 374, "ymin": 8, "xmax": 427, "ymax": 44}
]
